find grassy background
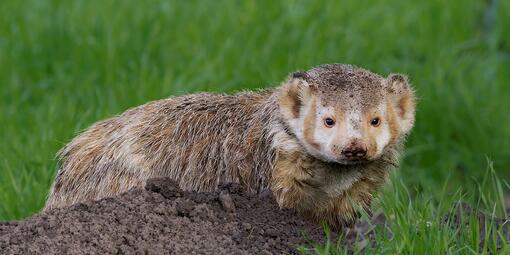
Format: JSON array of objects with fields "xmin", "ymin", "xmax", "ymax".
[{"xmin": 0, "ymin": 0, "xmax": 509, "ymax": 253}]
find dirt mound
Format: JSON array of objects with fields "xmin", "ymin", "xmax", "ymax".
[{"xmin": 0, "ymin": 178, "xmax": 340, "ymax": 254}]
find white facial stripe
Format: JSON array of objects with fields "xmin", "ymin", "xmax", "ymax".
[
  {"xmin": 375, "ymin": 102, "xmax": 389, "ymax": 155},
  {"xmin": 376, "ymin": 125, "xmax": 391, "ymax": 155},
  {"xmin": 314, "ymin": 103, "xmax": 335, "ymax": 153},
  {"xmin": 345, "ymin": 111, "xmax": 362, "ymax": 139}
]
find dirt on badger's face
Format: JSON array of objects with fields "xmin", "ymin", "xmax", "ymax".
[
  {"xmin": 45, "ymin": 63, "xmax": 416, "ymax": 229},
  {"xmin": 278, "ymin": 64, "xmax": 416, "ymax": 165}
]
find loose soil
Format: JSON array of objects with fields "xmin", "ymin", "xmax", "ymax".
[
  {"xmin": 0, "ymin": 178, "xmax": 337, "ymax": 254},
  {"xmin": 0, "ymin": 178, "xmax": 508, "ymax": 254}
]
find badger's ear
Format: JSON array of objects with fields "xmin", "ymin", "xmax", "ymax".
[
  {"xmin": 386, "ymin": 73, "xmax": 416, "ymax": 135},
  {"xmin": 278, "ymin": 72, "xmax": 317, "ymax": 120}
]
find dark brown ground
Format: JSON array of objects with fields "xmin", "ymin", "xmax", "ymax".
[
  {"xmin": 0, "ymin": 178, "xmax": 508, "ymax": 254},
  {"xmin": 0, "ymin": 178, "xmax": 340, "ymax": 254}
]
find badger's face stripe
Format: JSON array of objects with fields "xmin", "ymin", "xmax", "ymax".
[
  {"xmin": 372, "ymin": 102, "xmax": 391, "ymax": 156},
  {"xmin": 345, "ymin": 110, "xmax": 363, "ymax": 140}
]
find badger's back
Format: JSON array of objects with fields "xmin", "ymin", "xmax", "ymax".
[{"xmin": 45, "ymin": 90, "xmax": 279, "ymax": 210}]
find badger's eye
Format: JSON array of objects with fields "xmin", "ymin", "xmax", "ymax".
[
  {"xmin": 324, "ymin": 118, "xmax": 335, "ymax": 128},
  {"xmin": 370, "ymin": 117, "xmax": 381, "ymax": 127}
]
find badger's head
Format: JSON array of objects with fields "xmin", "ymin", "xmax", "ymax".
[{"xmin": 278, "ymin": 64, "xmax": 416, "ymax": 164}]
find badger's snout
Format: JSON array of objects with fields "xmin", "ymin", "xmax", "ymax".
[
  {"xmin": 331, "ymin": 139, "xmax": 368, "ymax": 162},
  {"xmin": 341, "ymin": 142, "xmax": 367, "ymax": 161}
]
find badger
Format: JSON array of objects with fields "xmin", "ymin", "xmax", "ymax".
[{"xmin": 45, "ymin": 64, "xmax": 416, "ymax": 227}]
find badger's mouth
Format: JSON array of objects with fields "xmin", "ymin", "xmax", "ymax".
[
  {"xmin": 335, "ymin": 158, "xmax": 370, "ymax": 165},
  {"xmin": 335, "ymin": 156, "xmax": 399, "ymax": 169},
  {"xmin": 312, "ymin": 152, "xmax": 374, "ymax": 166},
  {"xmin": 332, "ymin": 151, "xmax": 390, "ymax": 166}
]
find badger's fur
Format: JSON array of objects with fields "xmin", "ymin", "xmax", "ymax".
[{"xmin": 45, "ymin": 64, "xmax": 416, "ymax": 227}]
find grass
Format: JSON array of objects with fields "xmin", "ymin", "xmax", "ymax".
[
  {"xmin": 300, "ymin": 162, "xmax": 509, "ymax": 254},
  {"xmin": 0, "ymin": 0, "xmax": 509, "ymax": 252}
]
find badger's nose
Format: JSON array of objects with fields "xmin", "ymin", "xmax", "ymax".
[{"xmin": 341, "ymin": 145, "xmax": 367, "ymax": 160}]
